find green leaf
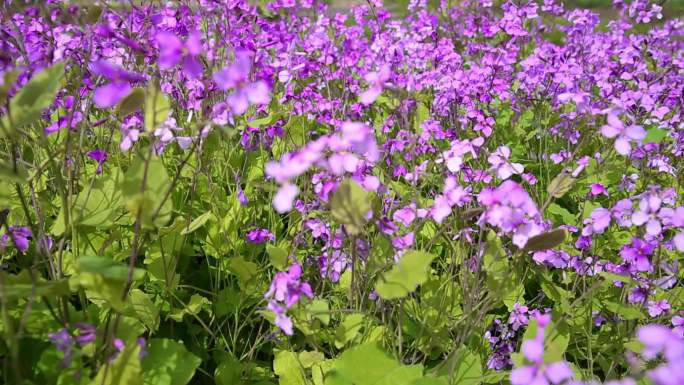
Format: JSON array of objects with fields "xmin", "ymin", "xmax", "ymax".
[
  {"xmin": 437, "ymin": 348, "xmax": 482, "ymax": 385},
  {"xmin": 1, "ymin": 62, "xmax": 65, "ymax": 137},
  {"xmin": 330, "ymin": 179, "xmax": 371, "ymax": 235},
  {"xmin": 547, "ymin": 203, "xmax": 576, "ymax": 225},
  {"xmin": 375, "ymin": 250, "xmax": 436, "ymax": 300},
  {"xmin": 643, "ymin": 127, "xmax": 667, "ymax": 144},
  {"xmin": 73, "ymin": 187, "xmax": 121, "ymax": 228},
  {"xmin": 215, "ymin": 355, "xmax": 243, "ymax": 385},
  {"xmin": 181, "ymin": 211, "xmax": 212, "ymax": 235},
  {"xmin": 267, "ymin": 244, "xmax": 289, "ymax": 270},
  {"xmin": 274, "ymin": 350, "xmax": 306, "ymax": 385},
  {"xmin": 117, "ymin": 87, "xmax": 146, "ymax": 117},
  {"xmin": 144, "ymin": 85, "xmax": 171, "ymax": 132},
  {"xmin": 306, "ymin": 299, "xmax": 330, "ymax": 326},
  {"xmin": 523, "ymin": 229, "xmax": 566, "ymax": 252},
  {"xmin": 547, "ymin": 173, "xmax": 576, "ymax": 198},
  {"xmin": 90, "ymin": 342, "xmax": 142, "ymax": 385},
  {"xmin": 120, "ymin": 155, "xmax": 173, "ymax": 228},
  {"xmin": 142, "ymin": 339, "xmax": 201, "ymax": 385},
  {"xmin": 229, "ymin": 256, "xmax": 258, "ymax": 288},
  {"xmin": 74, "ymin": 255, "xmax": 145, "ymax": 311},
  {"xmin": 126, "ymin": 289, "xmax": 159, "ymax": 332},
  {"xmin": 334, "ymin": 313, "xmax": 364, "ymax": 349},
  {"xmin": 603, "ymin": 301, "xmax": 645, "ymax": 320},
  {"xmin": 0, "ymin": 271, "xmax": 70, "ymax": 300},
  {"xmin": 324, "ymin": 343, "xmax": 423, "ymax": 385}
]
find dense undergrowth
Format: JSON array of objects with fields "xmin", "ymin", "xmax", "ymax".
[{"xmin": 0, "ymin": 1, "xmax": 683, "ymax": 384}]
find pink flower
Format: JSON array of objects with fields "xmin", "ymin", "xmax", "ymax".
[{"xmin": 600, "ymin": 110, "xmax": 646, "ymax": 156}]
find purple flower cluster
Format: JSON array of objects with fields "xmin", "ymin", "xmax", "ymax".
[{"xmin": 264, "ymin": 264, "xmax": 313, "ymax": 335}]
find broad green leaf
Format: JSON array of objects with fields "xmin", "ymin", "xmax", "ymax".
[
  {"xmin": 299, "ymin": 351, "xmax": 325, "ymax": 368},
  {"xmin": 126, "ymin": 289, "xmax": 159, "ymax": 332},
  {"xmin": 181, "ymin": 211, "xmax": 212, "ymax": 235},
  {"xmin": 215, "ymin": 355, "xmax": 243, "ymax": 385},
  {"xmin": 1, "ymin": 62, "xmax": 65, "ymax": 137},
  {"xmin": 117, "ymin": 87, "xmax": 145, "ymax": 117},
  {"xmin": 142, "ymin": 339, "xmax": 201, "ymax": 385},
  {"xmin": 169, "ymin": 294, "xmax": 210, "ymax": 322},
  {"xmin": 73, "ymin": 187, "xmax": 120, "ymax": 227},
  {"xmin": 120, "ymin": 155, "xmax": 173, "ymax": 228},
  {"xmin": 0, "ymin": 271, "xmax": 70, "ymax": 300},
  {"xmin": 306, "ymin": 299, "xmax": 330, "ymax": 326},
  {"xmin": 274, "ymin": 350, "xmax": 306, "ymax": 385},
  {"xmin": 90, "ymin": 343, "xmax": 142, "ymax": 385},
  {"xmin": 436, "ymin": 348, "xmax": 482, "ymax": 385},
  {"xmin": 330, "ymin": 179, "xmax": 371, "ymax": 235},
  {"xmin": 523, "ymin": 229, "xmax": 566, "ymax": 252},
  {"xmin": 547, "ymin": 173, "xmax": 576, "ymax": 198},
  {"xmin": 229, "ymin": 256, "xmax": 258, "ymax": 288},
  {"xmin": 547, "ymin": 203, "xmax": 576, "ymax": 225},
  {"xmin": 267, "ymin": 244, "xmax": 289, "ymax": 270},
  {"xmin": 74, "ymin": 255, "xmax": 145, "ymax": 311},
  {"xmin": 603, "ymin": 301, "xmax": 645, "ymax": 320},
  {"xmin": 324, "ymin": 343, "xmax": 423, "ymax": 385},
  {"xmin": 334, "ymin": 313, "xmax": 364, "ymax": 349},
  {"xmin": 643, "ymin": 127, "xmax": 667, "ymax": 144},
  {"xmin": 144, "ymin": 85, "xmax": 171, "ymax": 132},
  {"xmin": 375, "ymin": 250, "xmax": 436, "ymax": 300}
]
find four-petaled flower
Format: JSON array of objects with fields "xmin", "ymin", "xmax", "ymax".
[
  {"xmin": 213, "ymin": 51, "xmax": 270, "ymax": 115},
  {"xmin": 90, "ymin": 60, "xmax": 145, "ymax": 108}
]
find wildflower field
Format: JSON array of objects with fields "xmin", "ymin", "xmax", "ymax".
[{"xmin": 1, "ymin": 0, "xmax": 684, "ymax": 384}]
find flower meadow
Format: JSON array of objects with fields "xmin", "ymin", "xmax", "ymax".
[{"xmin": 1, "ymin": 0, "xmax": 684, "ymax": 384}]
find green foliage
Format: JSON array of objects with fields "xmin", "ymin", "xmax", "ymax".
[
  {"xmin": 90, "ymin": 343, "xmax": 143, "ymax": 385},
  {"xmin": 1, "ymin": 62, "xmax": 65, "ymax": 137},
  {"xmin": 330, "ymin": 179, "xmax": 371, "ymax": 235},
  {"xmin": 141, "ymin": 339, "xmax": 201, "ymax": 385},
  {"xmin": 375, "ymin": 250, "xmax": 436, "ymax": 300},
  {"xmin": 120, "ymin": 154, "xmax": 173, "ymax": 228},
  {"xmin": 144, "ymin": 85, "xmax": 171, "ymax": 132},
  {"xmin": 324, "ymin": 344, "xmax": 425, "ymax": 385}
]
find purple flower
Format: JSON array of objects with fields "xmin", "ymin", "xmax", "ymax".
[
  {"xmin": 273, "ymin": 184, "xmax": 299, "ymax": 214},
  {"xmin": 73, "ymin": 323, "xmax": 96, "ymax": 346},
  {"xmin": 267, "ymin": 301, "xmax": 293, "ymax": 336},
  {"xmin": 48, "ymin": 328, "xmax": 75, "ymax": 368},
  {"xmin": 213, "ymin": 51, "xmax": 270, "ymax": 115},
  {"xmin": 632, "ymin": 194, "xmax": 663, "ymax": 236},
  {"xmin": 1, "ymin": 226, "xmax": 31, "ymax": 253},
  {"xmin": 264, "ymin": 264, "xmax": 313, "ymax": 308},
  {"xmin": 600, "ymin": 110, "xmax": 646, "ymax": 156},
  {"xmin": 156, "ymin": 31, "xmax": 203, "ymax": 78},
  {"xmin": 508, "ymin": 303, "xmax": 529, "ymax": 331},
  {"xmin": 488, "ymin": 146, "xmax": 524, "ymax": 180},
  {"xmin": 478, "ymin": 180, "xmax": 542, "ymax": 248},
  {"xmin": 620, "ymin": 238, "xmax": 655, "ymax": 273},
  {"xmin": 647, "ymin": 300, "xmax": 670, "ymax": 318},
  {"xmin": 246, "ymin": 228, "xmax": 275, "ymax": 244},
  {"xmin": 582, "ymin": 207, "xmax": 611, "ymax": 236},
  {"xmin": 359, "ymin": 64, "xmax": 391, "ymax": 105},
  {"xmin": 319, "ymin": 250, "xmax": 348, "ymax": 282},
  {"xmin": 90, "ymin": 61, "xmax": 145, "ymax": 108},
  {"xmin": 588, "ymin": 183, "xmax": 609, "ymax": 198},
  {"xmin": 264, "ymin": 264, "xmax": 313, "ymax": 335},
  {"xmin": 87, "ymin": 149, "xmax": 107, "ymax": 174}
]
